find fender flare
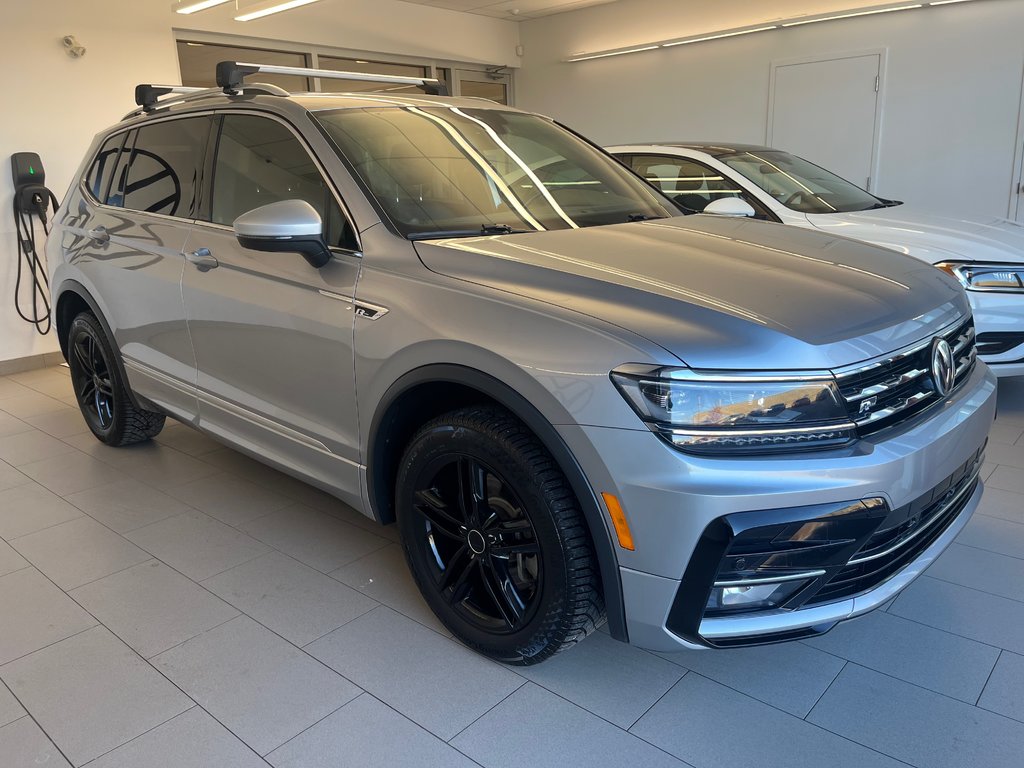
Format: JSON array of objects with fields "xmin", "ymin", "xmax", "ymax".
[
  {"xmin": 54, "ymin": 280, "xmax": 146, "ymax": 411},
  {"xmin": 367, "ymin": 363, "xmax": 627, "ymax": 642}
]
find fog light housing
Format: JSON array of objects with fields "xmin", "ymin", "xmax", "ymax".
[{"xmin": 706, "ymin": 578, "xmax": 811, "ymax": 614}]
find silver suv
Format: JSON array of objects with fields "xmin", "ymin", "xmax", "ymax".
[{"xmin": 49, "ymin": 62, "xmax": 996, "ymax": 664}]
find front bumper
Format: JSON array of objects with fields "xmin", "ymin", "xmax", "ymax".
[
  {"xmin": 559, "ymin": 360, "xmax": 997, "ymax": 652},
  {"xmin": 969, "ymin": 290, "xmax": 1024, "ymax": 376}
]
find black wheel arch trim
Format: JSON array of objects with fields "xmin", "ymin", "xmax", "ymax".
[
  {"xmin": 55, "ymin": 280, "xmax": 147, "ymax": 411},
  {"xmin": 368, "ymin": 363, "xmax": 627, "ymax": 642}
]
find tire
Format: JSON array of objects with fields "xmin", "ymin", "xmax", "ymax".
[
  {"xmin": 396, "ymin": 406, "xmax": 604, "ymax": 665},
  {"xmin": 66, "ymin": 312, "xmax": 165, "ymax": 446}
]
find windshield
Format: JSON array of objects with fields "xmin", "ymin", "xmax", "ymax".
[
  {"xmin": 315, "ymin": 107, "xmax": 676, "ymax": 237},
  {"xmin": 718, "ymin": 150, "xmax": 887, "ymax": 214}
]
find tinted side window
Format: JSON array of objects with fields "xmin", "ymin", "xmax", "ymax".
[
  {"xmin": 105, "ymin": 130, "xmax": 136, "ymax": 208},
  {"xmin": 629, "ymin": 154, "xmax": 745, "ymax": 214},
  {"xmin": 211, "ymin": 115, "xmax": 355, "ymax": 249},
  {"xmin": 85, "ymin": 134, "xmax": 126, "ymax": 202},
  {"xmin": 122, "ymin": 117, "xmax": 211, "ymax": 217}
]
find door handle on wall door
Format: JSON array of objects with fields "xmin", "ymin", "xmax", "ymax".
[
  {"xmin": 86, "ymin": 226, "xmax": 109, "ymax": 245},
  {"xmin": 185, "ymin": 247, "xmax": 219, "ymax": 271}
]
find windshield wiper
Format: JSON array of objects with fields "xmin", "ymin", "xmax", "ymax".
[
  {"xmin": 626, "ymin": 213, "xmax": 668, "ymax": 222},
  {"xmin": 864, "ymin": 199, "xmax": 903, "ymax": 210},
  {"xmin": 408, "ymin": 224, "xmax": 531, "ymax": 240}
]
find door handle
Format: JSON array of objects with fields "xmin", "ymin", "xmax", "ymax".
[
  {"xmin": 185, "ymin": 247, "xmax": 219, "ymax": 271},
  {"xmin": 86, "ymin": 226, "xmax": 109, "ymax": 245}
]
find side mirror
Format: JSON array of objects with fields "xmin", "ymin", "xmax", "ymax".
[
  {"xmin": 233, "ymin": 200, "xmax": 332, "ymax": 269},
  {"xmin": 701, "ymin": 197, "xmax": 756, "ymax": 218}
]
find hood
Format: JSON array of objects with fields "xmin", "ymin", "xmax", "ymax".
[
  {"xmin": 807, "ymin": 205, "xmax": 1024, "ymax": 265},
  {"xmin": 413, "ymin": 216, "xmax": 969, "ymax": 370}
]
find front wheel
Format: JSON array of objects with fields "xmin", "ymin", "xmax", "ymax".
[
  {"xmin": 396, "ymin": 406, "xmax": 604, "ymax": 665},
  {"xmin": 67, "ymin": 312, "xmax": 165, "ymax": 446}
]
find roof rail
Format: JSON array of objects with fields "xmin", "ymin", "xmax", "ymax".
[
  {"xmin": 124, "ymin": 82, "xmax": 289, "ymax": 120},
  {"xmin": 215, "ymin": 60, "xmax": 450, "ymax": 96}
]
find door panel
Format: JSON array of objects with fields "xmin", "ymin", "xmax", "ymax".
[
  {"xmin": 182, "ymin": 113, "xmax": 361, "ymax": 503},
  {"xmin": 769, "ymin": 54, "xmax": 881, "ymax": 191}
]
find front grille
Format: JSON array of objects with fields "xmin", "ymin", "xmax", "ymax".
[
  {"xmin": 804, "ymin": 444, "xmax": 984, "ymax": 606},
  {"xmin": 835, "ymin": 317, "xmax": 976, "ymax": 436}
]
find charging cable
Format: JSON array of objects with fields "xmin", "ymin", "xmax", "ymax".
[{"xmin": 12, "ymin": 185, "xmax": 59, "ymax": 335}]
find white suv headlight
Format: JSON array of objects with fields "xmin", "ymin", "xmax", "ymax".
[
  {"xmin": 611, "ymin": 366, "xmax": 856, "ymax": 455},
  {"xmin": 937, "ymin": 262, "xmax": 1024, "ymax": 293}
]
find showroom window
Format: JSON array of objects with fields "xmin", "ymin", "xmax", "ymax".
[
  {"xmin": 317, "ymin": 55, "xmax": 429, "ymax": 94},
  {"xmin": 121, "ymin": 117, "xmax": 212, "ymax": 218},
  {"xmin": 177, "ymin": 41, "xmax": 313, "ymax": 91},
  {"xmin": 209, "ymin": 115, "xmax": 356, "ymax": 250}
]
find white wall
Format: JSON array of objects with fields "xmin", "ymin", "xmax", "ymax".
[
  {"xmin": 517, "ymin": 0, "xmax": 1024, "ymax": 220},
  {"xmin": 0, "ymin": 0, "xmax": 518, "ymax": 363}
]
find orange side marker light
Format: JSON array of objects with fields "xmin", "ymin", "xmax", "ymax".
[{"xmin": 602, "ymin": 493, "xmax": 635, "ymax": 551}]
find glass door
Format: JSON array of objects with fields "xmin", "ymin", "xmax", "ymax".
[{"xmin": 453, "ymin": 69, "xmax": 511, "ymax": 105}]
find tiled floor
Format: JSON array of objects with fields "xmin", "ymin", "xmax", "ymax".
[{"xmin": 1, "ymin": 365, "xmax": 1023, "ymax": 768}]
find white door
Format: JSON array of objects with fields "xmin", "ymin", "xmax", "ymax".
[{"xmin": 769, "ymin": 53, "xmax": 881, "ymax": 191}]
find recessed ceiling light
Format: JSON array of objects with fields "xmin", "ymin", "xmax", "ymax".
[
  {"xmin": 662, "ymin": 26, "xmax": 777, "ymax": 47},
  {"xmin": 567, "ymin": 45, "xmax": 660, "ymax": 62},
  {"xmin": 782, "ymin": 4, "xmax": 922, "ymax": 26}
]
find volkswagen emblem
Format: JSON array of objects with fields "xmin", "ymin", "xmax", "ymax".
[{"xmin": 931, "ymin": 338, "xmax": 955, "ymax": 397}]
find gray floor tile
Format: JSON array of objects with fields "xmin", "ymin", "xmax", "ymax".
[
  {"xmin": 518, "ymin": 632, "xmax": 684, "ymax": 727},
  {"xmin": 294, "ymin": 488, "xmax": 400, "ymax": 543},
  {"xmin": 0, "ymin": 482, "xmax": 84, "ymax": 541},
  {"xmin": 86, "ymin": 706, "xmax": 266, "ymax": 768},
  {"xmin": 151, "ymin": 616, "xmax": 360, "ymax": 756},
  {"xmin": 805, "ymin": 610, "xmax": 1000, "ymax": 703},
  {"xmin": 987, "ymin": 465, "xmax": 1024, "ymax": 494},
  {"xmin": 0, "ymin": 540, "xmax": 28, "ymax": 577},
  {"xmin": 10, "ymin": 516, "xmax": 150, "ymax": 590},
  {"xmin": 268, "ymin": 694, "xmax": 477, "ymax": 768},
  {"xmin": 202, "ymin": 551, "xmax": 376, "ymax": 647},
  {"xmin": 632, "ymin": 673, "xmax": 903, "ymax": 768},
  {"xmin": 0, "ymin": 567, "xmax": 96, "ymax": 665},
  {"xmin": 0, "ymin": 717, "xmax": 71, "ymax": 768},
  {"xmin": 808, "ymin": 664, "xmax": 1024, "ymax": 768},
  {"xmin": 0, "ymin": 391, "xmax": 71, "ymax": 418},
  {"xmin": 978, "ymin": 651, "xmax": 1024, "ymax": 722},
  {"xmin": 307, "ymin": 606, "xmax": 523, "ymax": 740},
  {"xmin": 0, "ymin": 379, "xmax": 32, "ymax": 400},
  {"xmin": 65, "ymin": 479, "xmax": 193, "ymax": 534},
  {"xmin": 983, "ymin": 443, "xmax": 1024, "ymax": 470},
  {"xmin": 890, "ymin": 576, "xmax": 1024, "ymax": 653},
  {"xmin": 241, "ymin": 504, "xmax": 388, "ymax": 574},
  {"xmin": 929, "ymin": 542, "xmax": 1024, "ymax": 602},
  {"xmin": 0, "ymin": 411, "xmax": 33, "ymax": 438},
  {"xmin": 127, "ymin": 510, "xmax": 270, "ymax": 581},
  {"xmin": 22, "ymin": 408, "xmax": 89, "ymax": 439},
  {"xmin": 167, "ymin": 473, "xmax": 292, "ymax": 527},
  {"xmin": 0, "ymin": 460, "xmax": 28, "ymax": 492},
  {"xmin": 153, "ymin": 422, "xmax": 223, "ymax": 457},
  {"xmin": 101, "ymin": 445, "xmax": 220, "ymax": 492},
  {"xmin": 955, "ymin": 513, "xmax": 1024, "ymax": 559},
  {"xmin": 0, "ymin": 682, "xmax": 24, "ymax": 728},
  {"xmin": 72, "ymin": 559, "xmax": 240, "ymax": 658},
  {"xmin": 0, "ymin": 429, "xmax": 76, "ymax": 466},
  {"xmin": 330, "ymin": 543, "xmax": 449, "ymax": 635},
  {"xmin": 0, "ymin": 626, "xmax": 192, "ymax": 765},
  {"xmin": 981, "ymin": 462, "xmax": 997, "ymax": 480},
  {"xmin": 18, "ymin": 451, "xmax": 125, "ymax": 496},
  {"xmin": 658, "ymin": 640, "xmax": 844, "ymax": 718},
  {"xmin": 454, "ymin": 683, "xmax": 686, "ymax": 768},
  {"xmin": 989, "ymin": 422, "xmax": 1024, "ymax": 445},
  {"xmin": 977, "ymin": 486, "xmax": 1024, "ymax": 524}
]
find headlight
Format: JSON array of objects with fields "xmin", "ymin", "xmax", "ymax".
[
  {"xmin": 610, "ymin": 365, "xmax": 856, "ymax": 455},
  {"xmin": 936, "ymin": 262, "xmax": 1024, "ymax": 293}
]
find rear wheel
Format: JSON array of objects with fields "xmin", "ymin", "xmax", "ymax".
[
  {"xmin": 67, "ymin": 312, "xmax": 165, "ymax": 446},
  {"xmin": 396, "ymin": 406, "xmax": 604, "ymax": 665}
]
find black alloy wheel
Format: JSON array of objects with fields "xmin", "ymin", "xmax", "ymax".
[
  {"xmin": 412, "ymin": 454, "xmax": 542, "ymax": 634},
  {"xmin": 396, "ymin": 406, "xmax": 604, "ymax": 665},
  {"xmin": 66, "ymin": 312, "xmax": 166, "ymax": 446}
]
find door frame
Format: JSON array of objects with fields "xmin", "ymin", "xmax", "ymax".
[
  {"xmin": 1010, "ymin": 56, "xmax": 1024, "ymax": 221},
  {"xmin": 767, "ymin": 48, "xmax": 888, "ymax": 192}
]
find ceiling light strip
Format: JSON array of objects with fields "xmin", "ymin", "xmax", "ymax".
[
  {"xmin": 172, "ymin": 0, "xmax": 231, "ymax": 13},
  {"xmin": 566, "ymin": 0, "xmax": 981, "ymax": 62},
  {"xmin": 235, "ymin": 0, "xmax": 322, "ymax": 22}
]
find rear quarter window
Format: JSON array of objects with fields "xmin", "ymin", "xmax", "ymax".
[{"xmin": 84, "ymin": 133, "xmax": 127, "ymax": 203}]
